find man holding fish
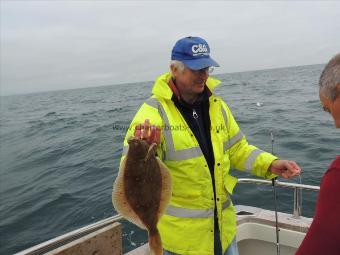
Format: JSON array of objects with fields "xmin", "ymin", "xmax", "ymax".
[{"xmin": 118, "ymin": 36, "xmax": 301, "ymax": 255}]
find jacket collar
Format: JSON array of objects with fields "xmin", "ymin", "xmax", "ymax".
[{"xmin": 151, "ymin": 72, "xmax": 221, "ymax": 100}]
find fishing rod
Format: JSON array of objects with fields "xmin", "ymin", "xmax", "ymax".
[{"xmin": 270, "ymin": 130, "xmax": 280, "ymax": 255}]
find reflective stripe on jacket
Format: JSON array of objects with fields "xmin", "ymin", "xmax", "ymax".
[{"xmin": 120, "ymin": 72, "xmax": 277, "ymax": 255}]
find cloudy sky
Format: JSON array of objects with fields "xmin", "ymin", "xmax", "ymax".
[{"xmin": 1, "ymin": 1, "xmax": 339, "ymax": 95}]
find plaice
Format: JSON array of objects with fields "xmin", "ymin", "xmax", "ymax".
[{"xmin": 112, "ymin": 137, "xmax": 172, "ymax": 255}]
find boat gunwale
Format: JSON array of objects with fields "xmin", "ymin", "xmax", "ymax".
[{"xmin": 15, "ymin": 178, "xmax": 319, "ymax": 255}]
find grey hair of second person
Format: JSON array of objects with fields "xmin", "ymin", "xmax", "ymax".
[{"xmin": 319, "ymin": 53, "xmax": 340, "ymax": 101}]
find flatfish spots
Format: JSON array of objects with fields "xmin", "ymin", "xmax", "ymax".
[{"xmin": 112, "ymin": 137, "xmax": 172, "ymax": 255}]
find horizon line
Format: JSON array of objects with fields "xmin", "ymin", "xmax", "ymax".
[{"xmin": 1, "ymin": 62, "xmax": 324, "ymax": 97}]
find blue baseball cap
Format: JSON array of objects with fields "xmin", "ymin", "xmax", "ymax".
[{"xmin": 171, "ymin": 36, "xmax": 220, "ymax": 70}]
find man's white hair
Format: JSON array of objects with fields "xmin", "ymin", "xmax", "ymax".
[{"xmin": 170, "ymin": 60, "xmax": 185, "ymax": 75}]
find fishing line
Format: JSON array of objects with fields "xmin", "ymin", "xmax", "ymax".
[{"xmin": 270, "ymin": 130, "xmax": 280, "ymax": 255}]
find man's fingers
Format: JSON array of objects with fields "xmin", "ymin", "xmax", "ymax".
[
  {"xmin": 284, "ymin": 161, "xmax": 301, "ymax": 178},
  {"xmin": 154, "ymin": 127, "xmax": 161, "ymax": 144},
  {"xmin": 148, "ymin": 126, "xmax": 156, "ymax": 144},
  {"xmin": 287, "ymin": 161, "xmax": 301, "ymax": 174},
  {"xmin": 292, "ymin": 161, "xmax": 301, "ymax": 172},
  {"xmin": 134, "ymin": 120, "xmax": 161, "ymax": 145},
  {"xmin": 148, "ymin": 126, "xmax": 161, "ymax": 145},
  {"xmin": 144, "ymin": 119, "xmax": 150, "ymax": 127},
  {"xmin": 134, "ymin": 124, "xmax": 142, "ymax": 138},
  {"xmin": 141, "ymin": 119, "xmax": 151, "ymax": 139}
]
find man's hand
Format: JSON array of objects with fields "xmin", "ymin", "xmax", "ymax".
[
  {"xmin": 270, "ymin": 160, "xmax": 301, "ymax": 178},
  {"xmin": 134, "ymin": 119, "xmax": 161, "ymax": 145}
]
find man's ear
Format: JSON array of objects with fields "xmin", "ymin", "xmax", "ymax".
[
  {"xmin": 336, "ymin": 83, "xmax": 340, "ymax": 93},
  {"xmin": 335, "ymin": 83, "xmax": 340, "ymax": 100},
  {"xmin": 170, "ymin": 64, "xmax": 177, "ymax": 78}
]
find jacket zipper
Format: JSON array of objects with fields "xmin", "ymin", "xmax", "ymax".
[
  {"xmin": 192, "ymin": 108, "xmax": 205, "ymax": 140},
  {"xmin": 192, "ymin": 108, "xmax": 199, "ymax": 119},
  {"xmin": 192, "ymin": 108, "xmax": 217, "ymax": 211},
  {"xmin": 192, "ymin": 108, "xmax": 206, "ymax": 147}
]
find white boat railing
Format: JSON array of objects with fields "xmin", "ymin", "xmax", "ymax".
[
  {"xmin": 15, "ymin": 178, "xmax": 319, "ymax": 255},
  {"xmin": 238, "ymin": 178, "xmax": 320, "ymax": 218}
]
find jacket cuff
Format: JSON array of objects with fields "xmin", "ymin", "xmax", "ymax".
[{"xmin": 264, "ymin": 157, "xmax": 279, "ymax": 179}]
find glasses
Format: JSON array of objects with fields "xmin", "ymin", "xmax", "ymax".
[{"xmin": 186, "ymin": 66, "xmax": 214, "ymax": 75}]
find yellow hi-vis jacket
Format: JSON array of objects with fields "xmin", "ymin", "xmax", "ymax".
[{"xmin": 120, "ymin": 73, "xmax": 278, "ymax": 255}]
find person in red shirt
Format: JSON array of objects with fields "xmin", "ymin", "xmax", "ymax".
[{"xmin": 296, "ymin": 53, "xmax": 340, "ymax": 255}]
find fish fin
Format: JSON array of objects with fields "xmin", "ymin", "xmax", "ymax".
[
  {"xmin": 144, "ymin": 143, "xmax": 158, "ymax": 162},
  {"xmin": 112, "ymin": 157, "xmax": 147, "ymax": 230},
  {"xmin": 156, "ymin": 158, "xmax": 172, "ymax": 220},
  {"xmin": 149, "ymin": 229, "xmax": 163, "ymax": 255}
]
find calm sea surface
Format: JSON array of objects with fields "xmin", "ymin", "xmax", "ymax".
[{"xmin": 1, "ymin": 64, "xmax": 339, "ymax": 254}]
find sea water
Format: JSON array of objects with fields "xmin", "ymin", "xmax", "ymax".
[{"xmin": 1, "ymin": 64, "xmax": 339, "ymax": 254}]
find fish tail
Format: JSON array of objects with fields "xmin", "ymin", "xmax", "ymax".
[{"xmin": 149, "ymin": 228, "xmax": 163, "ymax": 255}]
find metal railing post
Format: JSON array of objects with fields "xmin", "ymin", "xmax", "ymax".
[{"xmin": 293, "ymin": 187, "xmax": 302, "ymax": 218}]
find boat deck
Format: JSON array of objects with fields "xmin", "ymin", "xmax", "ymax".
[{"xmin": 125, "ymin": 205, "xmax": 312, "ymax": 254}]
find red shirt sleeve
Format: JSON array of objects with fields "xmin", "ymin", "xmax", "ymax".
[{"xmin": 296, "ymin": 156, "xmax": 340, "ymax": 255}]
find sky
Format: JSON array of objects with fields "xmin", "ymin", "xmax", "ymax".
[{"xmin": 1, "ymin": 1, "xmax": 340, "ymax": 95}]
